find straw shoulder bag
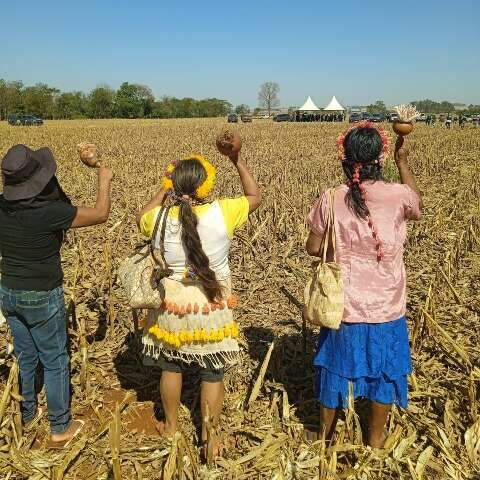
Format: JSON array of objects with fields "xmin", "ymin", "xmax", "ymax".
[
  {"xmin": 118, "ymin": 206, "xmax": 171, "ymax": 309},
  {"xmin": 304, "ymin": 189, "xmax": 344, "ymax": 329}
]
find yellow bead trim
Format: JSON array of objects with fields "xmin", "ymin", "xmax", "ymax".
[{"xmin": 148, "ymin": 322, "xmax": 239, "ymax": 348}]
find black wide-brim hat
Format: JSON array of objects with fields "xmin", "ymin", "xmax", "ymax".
[{"xmin": 1, "ymin": 144, "xmax": 57, "ymax": 201}]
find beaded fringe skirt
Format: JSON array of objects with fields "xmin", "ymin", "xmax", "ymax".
[{"xmin": 142, "ymin": 277, "xmax": 240, "ymax": 369}]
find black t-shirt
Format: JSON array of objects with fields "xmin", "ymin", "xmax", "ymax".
[{"xmin": 0, "ymin": 196, "xmax": 77, "ymax": 291}]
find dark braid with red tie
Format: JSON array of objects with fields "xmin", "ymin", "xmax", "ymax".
[{"xmin": 339, "ymin": 124, "xmax": 390, "ymax": 261}]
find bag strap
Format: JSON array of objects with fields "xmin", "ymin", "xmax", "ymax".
[
  {"xmin": 328, "ymin": 188, "xmax": 337, "ymax": 257},
  {"xmin": 158, "ymin": 205, "xmax": 170, "ymax": 260},
  {"xmin": 321, "ymin": 188, "xmax": 336, "ymax": 263},
  {"xmin": 150, "ymin": 206, "xmax": 170, "ymax": 266},
  {"xmin": 150, "ymin": 206, "xmax": 164, "ymax": 249}
]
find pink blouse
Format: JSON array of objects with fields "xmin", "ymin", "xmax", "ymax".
[{"xmin": 307, "ymin": 181, "xmax": 421, "ymax": 324}]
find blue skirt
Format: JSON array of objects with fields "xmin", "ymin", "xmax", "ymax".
[{"xmin": 314, "ymin": 317, "xmax": 412, "ymax": 409}]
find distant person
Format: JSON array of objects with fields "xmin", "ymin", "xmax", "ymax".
[
  {"xmin": 304, "ymin": 123, "xmax": 422, "ymax": 448},
  {"xmin": 446, "ymin": 115, "xmax": 452, "ymax": 129},
  {"xmin": 0, "ymin": 145, "xmax": 113, "ymax": 448},
  {"xmin": 136, "ymin": 134, "xmax": 261, "ymax": 459}
]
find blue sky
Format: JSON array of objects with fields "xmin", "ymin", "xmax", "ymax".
[{"xmin": 1, "ymin": 0, "xmax": 479, "ymax": 107}]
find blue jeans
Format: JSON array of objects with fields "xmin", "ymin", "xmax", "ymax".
[{"xmin": 0, "ymin": 286, "xmax": 71, "ymax": 434}]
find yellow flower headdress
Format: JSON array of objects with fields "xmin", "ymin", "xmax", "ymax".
[{"xmin": 161, "ymin": 154, "xmax": 216, "ymax": 199}]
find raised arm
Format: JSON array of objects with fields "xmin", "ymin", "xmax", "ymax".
[
  {"xmin": 395, "ymin": 136, "xmax": 424, "ymax": 210},
  {"xmin": 227, "ymin": 152, "xmax": 262, "ymax": 213},
  {"xmin": 71, "ymin": 167, "xmax": 113, "ymax": 228},
  {"xmin": 216, "ymin": 130, "xmax": 261, "ymax": 212},
  {"xmin": 136, "ymin": 188, "xmax": 167, "ymax": 226}
]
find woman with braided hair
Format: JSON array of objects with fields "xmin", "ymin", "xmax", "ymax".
[
  {"xmin": 136, "ymin": 135, "xmax": 261, "ymax": 458},
  {"xmin": 305, "ymin": 122, "xmax": 423, "ymax": 448}
]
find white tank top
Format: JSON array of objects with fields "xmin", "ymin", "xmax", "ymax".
[{"xmin": 152, "ymin": 201, "xmax": 232, "ymax": 281}]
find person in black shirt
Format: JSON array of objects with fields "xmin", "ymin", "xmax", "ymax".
[{"xmin": 0, "ymin": 144, "xmax": 113, "ymax": 448}]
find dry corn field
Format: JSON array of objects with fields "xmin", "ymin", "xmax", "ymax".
[{"xmin": 0, "ymin": 119, "xmax": 479, "ymax": 480}]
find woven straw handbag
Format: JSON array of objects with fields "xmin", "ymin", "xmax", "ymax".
[
  {"xmin": 304, "ymin": 189, "xmax": 344, "ymax": 329},
  {"xmin": 118, "ymin": 206, "xmax": 171, "ymax": 309}
]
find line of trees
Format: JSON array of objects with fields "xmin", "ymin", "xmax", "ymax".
[
  {"xmin": 366, "ymin": 101, "xmax": 387, "ymax": 114},
  {"xmin": 0, "ymin": 80, "xmax": 232, "ymax": 120},
  {"xmin": 411, "ymin": 99, "xmax": 480, "ymax": 115},
  {"xmin": 365, "ymin": 99, "xmax": 480, "ymax": 115}
]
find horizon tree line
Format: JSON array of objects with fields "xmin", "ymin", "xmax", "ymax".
[
  {"xmin": 0, "ymin": 79, "xmax": 478, "ymax": 120},
  {"xmin": 0, "ymin": 80, "xmax": 233, "ymax": 120}
]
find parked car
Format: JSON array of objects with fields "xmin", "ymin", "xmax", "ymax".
[
  {"xmin": 227, "ymin": 114, "xmax": 238, "ymax": 123},
  {"xmin": 241, "ymin": 114, "xmax": 252, "ymax": 123},
  {"xmin": 349, "ymin": 113, "xmax": 363, "ymax": 123},
  {"xmin": 387, "ymin": 113, "xmax": 399, "ymax": 123},
  {"xmin": 273, "ymin": 113, "xmax": 290, "ymax": 122},
  {"xmin": 370, "ymin": 114, "xmax": 385, "ymax": 123},
  {"xmin": 8, "ymin": 114, "xmax": 43, "ymax": 126}
]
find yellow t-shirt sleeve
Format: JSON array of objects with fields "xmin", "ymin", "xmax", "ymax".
[
  {"xmin": 218, "ymin": 197, "xmax": 250, "ymax": 238},
  {"xmin": 139, "ymin": 207, "xmax": 160, "ymax": 239}
]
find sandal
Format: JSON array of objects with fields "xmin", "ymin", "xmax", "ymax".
[{"xmin": 46, "ymin": 420, "xmax": 85, "ymax": 450}]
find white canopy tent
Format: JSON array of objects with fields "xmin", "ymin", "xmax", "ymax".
[
  {"xmin": 298, "ymin": 96, "xmax": 320, "ymax": 111},
  {"xmin": 324, "ymin": 96, "xmax": 345, "ymax": 111}
]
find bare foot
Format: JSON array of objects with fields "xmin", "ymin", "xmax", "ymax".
[
  {"xmin": 303, "ymin": 428, "xmax": 321, "ymax": 442},
  {"xmin": 201, "ymin": 431, "xmax": 222, "ymax": 463},
  {"xmin": 152, "ymin": 418, "xmax": 176, "ymax": 439},
  {"xmin": 368, "ymin": 430, "xmax": 388, "ymax": 449}
]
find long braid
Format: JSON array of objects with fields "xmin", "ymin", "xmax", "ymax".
[
  {"xmin": 178, "ymin": 201, "xmax": 222, "ymax": 301},
  {"xmin": 342, "ymin": 127, "xmax": 385, "ymax": 262},
  {"xmin": 172, "ymin": 159, "xmax": 223, "ymax": 301},
  {"xmin": 347, "ymin": 163, "xmax": 384, "ymax": 261}
]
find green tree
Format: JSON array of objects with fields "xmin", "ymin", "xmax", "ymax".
[
  {"xmin": 366, "ymin": 100, "xmax": 387, "ymax": 114},
  {"xmin": 22, "ymin": 83, "xmax": 58, "ymax": 118},
  {"xmin": 114, "ymin": 82, "xmax": 143, "ymax": 118},
  {"xmin": 55, "ymin": 92, "xmax": 87, "ymax": 119},
  {"xmin": 88, "ymin": 85, "xmax": 115, "ymax": 118},
  {"xmin": 198, "ymin": 98, "xmax": 231, "ymax": 117},
  {"xmin": 235, "ymin": 104, "xmax": 250, "ymax": 115},
  {"xmin": 135, "ymin": 84, "xmax": 155, "ymax": 117},
  {"xmin": 0, "ymin": 80, "xmax": 24, "ymax": 120},
  {"xmin": 152, "ymin": 96, "xmax": 231, "ymax": 118},
  {"xmin": 258, "ymin": 81, "xmax": 280, "ymax": 115},
  {"xmin": 114, "ymin": 82, "xmax": 154, "ymax": 118},
  {"xmin": 411, "ymin": 99, "xmax": 455, "ymax": 114}
]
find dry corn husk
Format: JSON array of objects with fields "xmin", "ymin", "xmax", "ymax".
[
  {"xmin": 0, "ymin": 119, "xmax": 478, "ymax": 479},
  {"xmin": 394, "ymin": 104, "xmax": 419, "ymax": 122}
]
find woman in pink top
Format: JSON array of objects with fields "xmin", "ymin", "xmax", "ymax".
[{"xmin": 305, "ymin": 123, "xmax": 422, "ymax": 448}]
